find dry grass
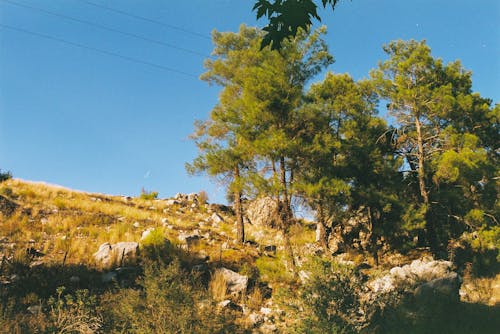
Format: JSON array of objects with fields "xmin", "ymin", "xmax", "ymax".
[
  {"xmin": 461, "ymin": 273, "xmax": 500, "ymax": 306},
  {"xmin": 209, "ymin": 270, "xmax": 228, "ymax": 302}
]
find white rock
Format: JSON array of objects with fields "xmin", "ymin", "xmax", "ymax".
[
  {"xmin": 211, "ymin": 212, "xmax": 224, "ymax": 224},
  {"xmin": 217, "ymin": 268, "xmax": 248, "ymax": 295}
]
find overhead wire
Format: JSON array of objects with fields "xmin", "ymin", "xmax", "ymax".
[
  {"xmin": 0, "ymin": 23, "xmax": 199, "ymax": 78},
  {"xmin": 0, "ymin": 0, "xmax": 211, "ymax": 59},
  {"xmin": 79, "ymin": 0, "xmax": 211, "ymax": 40}
]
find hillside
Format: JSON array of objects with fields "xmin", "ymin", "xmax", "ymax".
[{"xmin": 0, "ymin": 179, "xmax": 499, "ymax": 333}]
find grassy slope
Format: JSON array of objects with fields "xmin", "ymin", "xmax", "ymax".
[{"xmin": 1, "ymin": 179, "xmax": 499, "ymax": 333}]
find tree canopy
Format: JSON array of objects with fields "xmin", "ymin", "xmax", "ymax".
[{"xmin": 189, "ymin": 29, "xmax": 499, "ymax": 268}]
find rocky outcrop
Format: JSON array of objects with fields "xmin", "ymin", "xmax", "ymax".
[
  {"xmin": 93, "ymin": 242, "xmax": 139, "ymax": 266},
  {"xmin": 246, "ymin": 197, "xmax": 279, "ymax": 227},
  {"xmin": 368, "ymin": 259, "xmax": 461, "ymax": 300}
]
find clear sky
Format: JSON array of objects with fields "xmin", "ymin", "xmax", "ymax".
[{"xmin": 1, "ymin": 0, "xmax": 498, "ymax": 203}]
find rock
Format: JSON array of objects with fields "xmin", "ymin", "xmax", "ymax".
[
  {"xmin": 93, "ymin": 242, "xmax": 139, "ymax": 266},
  {"xmin": 132, "ymin": 222, "xmax": 140, "ymax": 228},
  {"xmin": 101, "ymin": 271, "xmax": 117, "ymax": 283},
  {"xmin": 210, "ymin": 212, "xmax": 224, "ymax": 224},
  {"xmin": 27, "ymin": 305, "xmax": 42, "ymax": 315},
  {"xmin": 141, "ymin": 228, "xmax": 155, "ymax": 241},
  {"xmin": 165, "ymin": 199, "xmax": 179, "ymax": 206},
  {"xmin": 298, "ymin": 270, "xmax": 311, "ymax": 284},
  {"xmin": 69, "ymin": 276, "xmax": 80, "ymax": 284},
  {"xmin": 187, "ymin": 193, "xmax": 198, "ymax": 202},
  {"xmin": 248, "ymin": 312, "xmax": 264, "ymax": 327},
  {"xmin": 217, "ymin": 268, "xmax": 248, "ymax": 295},
  {"xmin": 246, "ymin": 197, "xmax": 279, "ymax": 227},
  {"xmin": 260, "ymin": 323, "xmax": 278, "ymax": 333},
  {"xmin": 218, "ymin": 299, "xmax": 243, "ymax": 312},
  {"xmin": 178, "ymin": 232, "xmax": 201, "ymax": 246},
  {"xmin": 414, "ymin": 272, "xmax": 461, "ymax": 302},
  {"xmin": 263, "ymin": 245, "xmax": 277, "ymax": 256},
  {"xmin": 368, "ymin": 259, "xmax": 460, "ymax": 300},
  {"xmin": 260, "ymin": 307, "xmax": 272, "ymax": 316}
]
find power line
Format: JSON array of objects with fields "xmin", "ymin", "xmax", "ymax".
[
  {"xmin": 79, "ymin": 0, "xmax": 211, "ymax": 41},
  {"xmin": 0, "ymin": 23, "xmax": 199, "ymax": 78},
  {"xmin": 0, "ymin": 0, "xmax": 210, "ymax": 59}
]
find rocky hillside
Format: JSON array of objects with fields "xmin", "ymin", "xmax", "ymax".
[{"xmin": 0, "ymin": 179, "xmax": 499, "ymax": 333}]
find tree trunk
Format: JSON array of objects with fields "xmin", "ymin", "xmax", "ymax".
[
  {"xmin": 234, "ymin": 166, "xmax": 245, "ymax": 244},
  {"xmin": 316, "ymin": 202, "xmax": 329, "ymax": 249},
  {"xmin": 414, "ymin": 116, "xmax": 429, "ymax": 205},
  {"xmin": 279, "ymin": 156, "xmax": 296, "ymax": 268},
  {"xmin": 367, "ymin": 207, "xmax": 379, "ymax": 266}
]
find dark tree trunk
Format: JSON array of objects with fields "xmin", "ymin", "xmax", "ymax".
[
  {"xmin": 279, "ymin": 156, "xmax": 295, "ymax": 268},
  {"xmin": 234, "ymin": 166, "xmax": 245, "ymax": 244},
  {"xmin": 316, "ymin": 202, "xmax": 329, "ymax": 249}
]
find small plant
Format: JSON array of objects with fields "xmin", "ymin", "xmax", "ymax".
[
  {"xmin": 47, "ymin": 287, "xmax": 103, "ymax": 333},
  {"xmin": 140, "ymin": 229, "xmax": 173, "ymax": 261},
  {"xmin": 0, "ymin": 169, "xmax": 12, "ymax": 183},
  {"xmin": 198, "ymin": 190, "xmax": 209, "ymax": 204},
  {"xmin": 140, "ymin": 188, "xmax": 159, "ymax": 200}
]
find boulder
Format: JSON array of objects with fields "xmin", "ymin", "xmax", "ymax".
[
  {"xmin": 248, "ymin": 312, "xmax": 264, "ymax": 327},
  {"xmin": 93, "ymin": 242, "xmax": 139, "ymax": 266},
  {"xmin": 217, "ymin": 268, "xmax": 248, "ymax": 295},
  {"xmin": 27, "ymin": 305, "xmax": 42, "ymax": 315},
  {"xmin": 217, "ymin": 299, "xmax": 243, "ymax": 312},
  {"xmin": 246, "ymin": 197, "xmax": 279, "ymax": 227},
  {"xmin": 368, "ymin": 259, "xmax": 460, "ymax": 300},
  {"xmin": 414, "ymin": 272, "xmax": 461, "ymax": 302},
  {"xmin": 210, "ymin": 212, "xmax": 224, "ymax": 224}
]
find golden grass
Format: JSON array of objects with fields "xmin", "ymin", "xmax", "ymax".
[{"xmin": 209, "ymin": 270, "xmax": 228, "ymax": 302}]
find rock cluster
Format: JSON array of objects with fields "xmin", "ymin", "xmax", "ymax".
[{"xmin": 368, "ymin": 258, "xmax": 461, "ymax": 301}]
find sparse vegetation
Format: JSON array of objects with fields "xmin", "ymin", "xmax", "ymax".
[{"xmin": 139, "ymin": 188, "xmax": 159, "ymax": 200}]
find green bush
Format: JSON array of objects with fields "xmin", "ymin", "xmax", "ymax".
[
  {"xmin": 277, "ymin": 257, "xmax": 361, "ymax": 333},
  {"xmin": 46, "ymin": 286, "xmax": 103, "ymax": 333},
  {"xmin": 103, "ymin": 259, "xmax": 242, "ymax": 333},
  {"xmin": 0, "ymin": 169, "xmax": 12, "ymax": 183},
  {"xmin": 140, "ymin": 229, "xmax": 174, "ymax": 262},
  {"xmin": 140, "ymin": 188, "xmax": 159, "ymax": 200}
]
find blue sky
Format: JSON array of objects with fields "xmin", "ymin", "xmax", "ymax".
[{"xmin": 1, "ymin": 0, "xmax": 498, "ymax": 203}]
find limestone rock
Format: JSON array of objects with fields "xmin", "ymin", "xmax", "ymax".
[
  {"xmin": 217, "ymin": 268, "xmax": 248, "ymax": 295},
  {"xmin": 93, "ymin": 242, "xmax": 139, "ymax": 266},
  {"xmin": 217, "ymin": 299, "xmax": 243, "ymax": 312},
  {"xmin": 368, "ymin": 259, "xmax": 460, "ymax": 300},
  {"xmin": 210, "ymin": 212, "xmax": 224, "ymax": 224},
  {"xmin": 246, "ymin": 197, "xmax": 279, "ymax": 227}
]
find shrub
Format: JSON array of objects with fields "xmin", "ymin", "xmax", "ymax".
[
  {"xmin": 198, "ymin": 190, "xmax": 209, "ymax": 204},
  {"xmin": 140, "ymin": 188, "xmax": 159, "ymax": 200},
  {"xmin": 46, "ymin": 287, "xmax": 103, "ymax": 333},
  {"xmin": 0, "ymin": 169, "xmax": 12, "ymax": 183},
  {"xmin": 277, "ymin": 257, "xmax": 362, "ymax": 333},
  {"xmin": 103, "ymin": 259, "xmax": 241, "ymax": 333},
  {"xmin": 140, "ymin": 229, "xmax": 174, "ymax": 262}
]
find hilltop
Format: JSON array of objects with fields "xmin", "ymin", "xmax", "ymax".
[{"xmin": 0, "ymin": 179, "xmax": 499, "ymax": 333}]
